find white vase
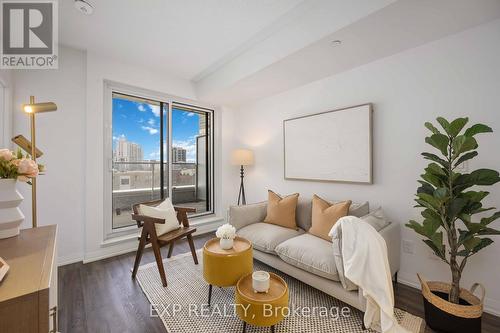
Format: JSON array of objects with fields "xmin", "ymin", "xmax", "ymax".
[
  {"xmin": 0, "ymin": 179, "xmax": 24, "ymax": 239},
  {"xmin": 219, "ymin": 238, "xmax": 234, "ymax": 250}
]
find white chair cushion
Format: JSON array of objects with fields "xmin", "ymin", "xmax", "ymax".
[
  {"xmin": 237, "ymin": 222, "xmax": 304, "ymax": 254},
  {"xmin": 139, "ymin": 198, "xmax": 180, "ymax": 236},
  {"xmin": 275, "ymin": 233, "xmax": 340, "ymax": 281}
]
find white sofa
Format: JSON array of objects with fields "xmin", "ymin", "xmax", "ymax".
[{"xmin": 228, "ymin": 199, "xmax": 401, "ymax": 313}]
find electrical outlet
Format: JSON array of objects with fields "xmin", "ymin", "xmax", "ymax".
[{"xmin": 402, "ymin": 240, "xmax": 415, "ymax": 254}]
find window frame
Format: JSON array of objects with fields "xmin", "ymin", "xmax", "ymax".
[{"xmin": 103, "ymin": 81, "xmax": 215, "ymax": 239}]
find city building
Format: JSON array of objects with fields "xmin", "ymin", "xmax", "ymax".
[{"xmin": 172, "ymin": 147, "xmax": 187, "ymax": 163}]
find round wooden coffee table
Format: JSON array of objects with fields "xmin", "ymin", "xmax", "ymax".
[
  {"xmin": 203, "ymin": 236, "xmax": 253, "ymax": 305},
  {"xmin": 235, "ymin": 272, "xmax": 289, "ymax": 333}
]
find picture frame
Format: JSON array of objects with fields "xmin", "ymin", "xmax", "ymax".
[{"xmin": 283, "ymin": 103, "xmax": 373, "ymax": 183}]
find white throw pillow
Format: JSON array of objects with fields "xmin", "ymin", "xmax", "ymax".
[
  {"xmin": 361, "ymin": 207, "xmax": 390, "ymax": 231},
  {"xmin": 139, "ymin": 198, "xmax": 180, "ymax": 236}
]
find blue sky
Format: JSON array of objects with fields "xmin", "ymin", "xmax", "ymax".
[{"xmin": 112, "ymin": 97, "xmax": 201, "ymax": 162}]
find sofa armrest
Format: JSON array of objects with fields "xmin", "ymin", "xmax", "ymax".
[
  {"xmin": 379, "ymin": 222, "xmax": 401, "ymax": 277},
  {"xmin": 228, "ymin": 201, "xmax": 267, "ymax": 230}
]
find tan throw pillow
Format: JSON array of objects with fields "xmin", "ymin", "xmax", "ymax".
[
  {"xmin": 264, "ymin": 190, "xmax": 299, "ymax": 229},
  {"xmin": 309, "ymin": 195, "xmax": 351, "ymax": 242}
]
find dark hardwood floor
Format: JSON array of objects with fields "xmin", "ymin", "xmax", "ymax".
[{"xmin": 59, "ymin": 233, "xmax": 500, "ymax": 333}]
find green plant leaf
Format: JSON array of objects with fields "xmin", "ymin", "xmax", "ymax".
[
  {"xmin": 447, "ymin": 198, "xmax": 468, "ymax": 220},
  {"xmin": 477, "ymin": 228, "xmax": 500, "ymax": 236},
  {"xmin": 425, "ymin": 134, "xmax": 449, "ymax": 156},
  {"xmin": 454, "ymin": 151, "xmax": 478, "ymax": 168},
  {"xmin": 470, "ymin": 169, "xmax": 500, "ymax": 186},
  {"xmin": 423, "ymin": 239, "xmax": 445, "ymax": 260},
  {"xmin": 426, "ymin": 163, "xmax": 447, "ymax": 177},
  {"xmin": 481, "ymin": 212, "xmax": 500, "ymax": 226},
  {"xmin": 433, "ymin": 187, "xmax": 449, "ymax": 200},
  {"xmin": 421, "ymin": 172, "xmax": 445, "ymax": 188},
  {"xmin": 461, "ymin": 190, "xmax": 489, "ymax": 203},
  {"xmin": 454, "ymin": 169, "xmax": 500, "ymax": 192},
  {"xmin": 417, "ymin": 193, "xmax": 442, "ymax": 210},
  {"xmin": 417, "ymin": 181, "xmax": 435, "ymax": 195},
  {"xmin": 464, "ymin": 123, "xmax": 493, "ymax": 137},
  {"xmin": 471, "ymin": 238, "xmax": 493, "ymax": 253},
  {"xmin": 406, "ymin": 220, "xmax": 427, "ymax": 237},
  {"xmin": 415, "ymin": 198, "xmax": 439, "ymax": 212},
  {"xmin": 452, "ymin": 135, "xmax": 478, "ymax": 157},
  {"xmin": 464, "ymin": 222, "xmax": 485, "ymax": 234},
  {"xmin": 448, "ymin": 117, "xmax": 469, "ymax": 137},
  {"xmin": 463, "ymin": 237, "xmax": 482, "ymax": 251},
  {"xmin": 425, "ymin": 122, "xmax": 440, "ymax": 134},
  {"xmin": 423, "ymin": 217, "xmax": 442, "ymax": 236},
  {"xmin": 422, "ymin": 152, "xmax": 450, "ymax": 168},
  {"xmin": 436, "ymin": 117, "xmax": 451, "ymax": 134}
]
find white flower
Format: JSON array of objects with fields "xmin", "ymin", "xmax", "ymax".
[{"xmin": 216, "ymin": 223, "xmax": 236, "ymax": 240}]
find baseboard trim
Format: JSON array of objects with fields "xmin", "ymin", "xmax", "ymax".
[
  {"xmin": 58, "ymin": 254, "xmax": 84, "ymax": 266},
  {"xmin": 397, "ymin": 272, "xmax": 500, "ymax": 317}
]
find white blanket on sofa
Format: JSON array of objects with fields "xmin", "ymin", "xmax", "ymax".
[{"xmin": 329, "ymin": 216, "xmax": 408, "ymax": 333}]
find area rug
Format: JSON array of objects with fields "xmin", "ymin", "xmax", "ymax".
[{"xmin": 136, "ymin": 251, "xmax": 424, "ymax": 333}]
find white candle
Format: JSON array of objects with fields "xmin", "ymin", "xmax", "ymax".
[{"xmin": 252, "ymin": 271, "xmax": 270, "ymax": 293}]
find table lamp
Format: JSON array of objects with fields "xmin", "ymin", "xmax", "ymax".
[{"xmin": 231, "ymin": 149, "xmax": 254, "ymax": 205}]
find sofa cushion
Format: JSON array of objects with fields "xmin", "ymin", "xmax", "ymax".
[
  {"xmin": 296, "ymin": 199, "xmax": 369, "ymax": 231},
  {"xmin": 361, "ymin": 207, "xmax": 391, "ymax": 231},
  {"xmin": 264, "ymin": 190, "xmax": 299, "ymax": 229},
  {"xmin": 238, "ymin": 222, "xmax": 304, "ymax": 254},
  {"xmin": 309, "ymin": 195, "xmax": 351, "ymax": 242},
  {"xmin": 274, "ymin": 233, "xmax": 340, "ymax": 281}
]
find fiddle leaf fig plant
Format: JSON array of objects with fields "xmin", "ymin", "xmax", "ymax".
[{"xmin": 406, "ymin": 117, "xmax": 500, "ymax": 304}]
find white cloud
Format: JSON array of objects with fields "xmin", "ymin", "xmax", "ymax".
[
  {"xmin": 187, "ymin": 112, "xmax": 195, "ymax": 117},
  {"xmin": 150, "ymin": 105, "xmax": 160, "ymax": 117},
  {"xmin": 148, "ymin": 118, "xmax": 156, "ymax": 126},
  {"xmin": 137, "ymin": 104, "xmax": 147, "ymax": 112},
  {"xmin": 113, "ymin": 134, "xmax": 126, "ymax": 141},
  {"xmin": 141, "ymin": 126, "xmax": 159, "ymax": 135}
]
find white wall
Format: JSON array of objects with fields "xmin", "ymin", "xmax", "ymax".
[
  {"xmin": 221, "ymin": 19, "xmax": 500, "ymax": 315},
  {"xmin": 11, "ymin": 46, "xmax": 87, "ymax": 264}
]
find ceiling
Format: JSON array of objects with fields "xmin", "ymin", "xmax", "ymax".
[
  {"xmin": 59, "ymin": 0, "xmax": 395, "ymax": 81},
  {"xmin": 60, "ymin": 0, "xmax": 500, "ymax": 106},
  {"xmin": 60, "ymin": 0, "xmax": 305, "ymax": 79}
]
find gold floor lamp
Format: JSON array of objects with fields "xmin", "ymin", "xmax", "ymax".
[{"xmin": 16, "ymin": 96, "xmax": 57, "ymax": 228}]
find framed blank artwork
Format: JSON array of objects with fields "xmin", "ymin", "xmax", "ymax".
[{"xmin": 283, "ymin": 103, "xmax": 373, "ymax": 184}]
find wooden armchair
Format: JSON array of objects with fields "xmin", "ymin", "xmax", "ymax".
[{"xmin": 131, "ymin": 199, "xmax": 198, "ymax": 287}]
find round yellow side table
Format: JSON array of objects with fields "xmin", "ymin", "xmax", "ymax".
[
  {"xmin": 203, "ymin": 237, "xmax": 253, "ymax": 305},
  {"xmin": 235, "ymin": 272, "xmax": 289, "ymax": 333}
]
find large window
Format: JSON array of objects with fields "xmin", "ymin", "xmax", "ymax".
[{"xmin": 110, "ymin": 91, "xmax": 213, "ymax": 230}]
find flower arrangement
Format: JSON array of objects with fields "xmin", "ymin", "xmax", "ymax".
[
  {"xmin": 216, "ymin": 223, "xmax": 236, "ymax": 240},
  {"xmin": 0, "ymin": 148, "xmax": 41, "ymax": 183}
]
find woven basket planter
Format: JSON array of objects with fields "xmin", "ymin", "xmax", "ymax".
[{"xmin": 418, "ymin": 274, "xmax": 485, "ymax": 333}]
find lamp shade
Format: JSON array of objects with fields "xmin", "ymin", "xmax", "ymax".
[{"xmin": 231, "ymin": 149, "xmax": 254, "ymax": 166}]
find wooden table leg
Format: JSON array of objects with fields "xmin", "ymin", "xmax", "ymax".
[
  {"xmin": 208, "ymin": 284, "xmax": 213, "ymax": 306},
  {"xmin": 242, "ymin": 321, "xmax": 247, "ymax": 333}
]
